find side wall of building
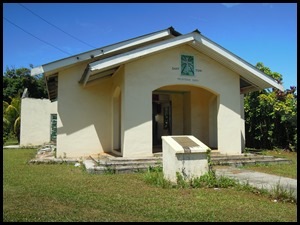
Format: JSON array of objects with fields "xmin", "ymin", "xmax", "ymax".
[
  {"xmin": 20, "ymin": 98, "xmax": 57, "ymax": 146},
  {"xmin": 56, "ymin": 62, "xmax": 114, "ymax": 158}
]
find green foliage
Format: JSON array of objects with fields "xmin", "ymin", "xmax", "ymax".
[
  {"xmin": 271, "ymin": 182, "xmax": 296, "ymax": 203},
  {"xmin": 206, "ymin": 148, "xmax": 215, "ymax": 176},
  {"xmin": 103, "ymin": 166, "xmax": 116, "ymax": 175},
  {"xmin": 244, "ymin": 62, "xmax": 297, "ymax": 151},
  {"xmin": 3, "ymin": 96, "xmax": 21, "ymax": 144},
  {"xmin": 3, "ymin": 65, "xmax": 48, "ymax": 144},
  {"xmin": 190, "ymin": 172, "xmax": 238, "ymax": 188},
  {"xmin": 3, "ymin": 66, "xmax": 48, "ymax": 103},
  {"xmin": 176, "ymin": 172, "xmax": 189, "ymax": 188},
  {"xmin": 144, "ymin": 164, "xmax": 237, "ymax": 189},
  {"xmin": 144, "ymin": 164, "xmax": 173, "ymax": 188}
]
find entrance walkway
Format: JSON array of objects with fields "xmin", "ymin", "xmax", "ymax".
[{"xmin": 215, "ymin": 166, "xmax": 297, "ymax": 200}]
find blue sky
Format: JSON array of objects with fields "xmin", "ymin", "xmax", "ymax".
[{"xmin": 3, "ymin": 3, "xmax": 297, "ymax": 90}]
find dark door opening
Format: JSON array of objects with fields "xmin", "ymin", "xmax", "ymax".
[{"xmin": 152, "ymin": 94, "xmax": 172, "ymax": 150}]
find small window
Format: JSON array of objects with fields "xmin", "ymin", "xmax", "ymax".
[{"xmin": 181, "ymin": 54, "xmax": 194, "ymax": 76}]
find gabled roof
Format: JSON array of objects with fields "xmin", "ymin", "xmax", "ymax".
[
  {"xmin": 31, "ymin": 26, "xmax": 180, "ymax": 77},
  {"xmin": 31, "ymin": 26, "xmax": 284, "ymax": 101}
]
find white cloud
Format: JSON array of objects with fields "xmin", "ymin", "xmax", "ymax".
[{"xmin": 221, "ymin": 3, "xmax": 241, "ymax": 8}]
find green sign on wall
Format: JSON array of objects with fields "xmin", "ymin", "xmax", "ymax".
[{"xmin": 181, "ymin": 54, "xmax": 194, "ymax": 76}]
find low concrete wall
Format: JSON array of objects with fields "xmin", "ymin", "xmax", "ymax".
[
  {"xmin": 162, "ymin": 135, "xmax": 209, "ymax": 183},
  {"xmin": 20, "ymin": 98, "xmax": 57, "ymax": 146}
]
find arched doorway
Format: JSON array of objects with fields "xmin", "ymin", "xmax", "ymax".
[{"xmin": 152, "ymin": 84, "xmax": 218, "ymax": 153}]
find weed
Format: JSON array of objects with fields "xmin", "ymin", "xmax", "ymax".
[
  {"xmin": 270, "ymin": 182, "xmax": 296, "ymax": 203},
  {"xmin": 103, "ymin": 166, "xmax": 116, "ymax": 175},
  {"xmin": 144, "ymin": 165, "xmax": 172, "ymax": 188},
  {"xmin": 176, "ymin": 172, "xmax": 189, "ymax": 188},
  {"xmin": 102, "ymin": 160, "xmax": 116, "ymax": 175},
  {"xmin": 206, "ymin": 148, "xmax": 215, "ymax": 176}
]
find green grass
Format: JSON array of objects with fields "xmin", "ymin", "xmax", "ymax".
[
  {"xmin": 239, "ymin": 149, "xmax": 297, "ymax": 179},
  {"xmin": 3, "ymin": 148, "xmax": 297, "ymax": 222},
  {"xmin": 4, "ymin": 136, "xmax": 19, "ymax": 146}
]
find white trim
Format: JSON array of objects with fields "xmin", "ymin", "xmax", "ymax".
[
  {"xmin": 89, "ymin": 33, "xmax": 195, "ymax": 72},
  {"xmin": 31, "ymin": 28, "xmax": 173, "ymax": 76},
  {"xmin": 194, "ymin": 34, "xmax": 284, "ymax": 91},
  {"xmin": 31, "ymin": 66, "xmax": 44, "ymax": 76},
  {"xmin": 240, "ymin": 86, "xmax": 260, "ymax": 94}
]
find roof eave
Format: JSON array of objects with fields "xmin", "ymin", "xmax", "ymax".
[
  {"xmin": 193, "ymin": 34, "xmax": 284, "ymax": 92},
  {"xmin": 80, "ymin": 33, "xmax": 196, "ymax": 86},
  {"xmin": 31, "ymin": 27, "xmax": 180, "ymax": 77}
]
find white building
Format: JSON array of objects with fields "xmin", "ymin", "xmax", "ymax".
[{"xmin": 30, "ymin": 27, "xmax": 283, "ymax": 158}]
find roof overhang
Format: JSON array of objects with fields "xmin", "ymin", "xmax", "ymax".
[
  {"xmin": 190, "ymin": 34, "xmax": 284, "ymax": 92},
  {"xmin": 79, "ymin": 33, "xmax": 195, "ymax": 86},
  {"xmin": 31, "ymin": 26, "xmax": 180, "ymax": 77},
  {"xmin": 31, "ymin": 27, "xmax": 284, "ymax": 101},
  {"xmin": 80, "ymin": 31, "xmax": 284, "ymax": 92}
]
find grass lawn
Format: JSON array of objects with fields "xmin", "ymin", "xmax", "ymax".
[
  {"xmin": 4, "ymin": 136, "xmax": 19, "ymax": 146},
  {"xmin": 3, "ymin": 148, "xmax": 297, "ymax": 222}
]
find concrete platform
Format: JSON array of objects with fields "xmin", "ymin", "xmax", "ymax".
[{"xmin": 3, "ymin": 145, "xmax": 21, "ymax": 149}]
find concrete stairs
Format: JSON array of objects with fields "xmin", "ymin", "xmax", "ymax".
[
  {"xmin": 83, "ymin": 156, "xmax": 162, "ymax": 174},
  {"xmin": 210, "ymin": 152, "xmax": 292, "ymax": 166},
  {"xmin": 83, "ymin": 152, "xmax": 291, "ymax": 174}
]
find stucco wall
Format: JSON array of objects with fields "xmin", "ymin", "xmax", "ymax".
[
  {"xmin": 20, "ymin": 98, "xmax": 57, "ymax": 146},
  {"xmin": 55, "ymin": 43, "xmax": 243, "ymax": 158},
  {"xmin": 112, "ymin": 66, "xmax": 124, "ymax": 154},
  {"xmin": 123, "ymin": 44, "xmax": 241, "ymax": 156},
  {"xmin": 240, "ymin": 94, "xmax": 245, "ymax": 151},
  {"xmin": 56, "ymin": 62, "xmax": 113, "ymax": 158}
]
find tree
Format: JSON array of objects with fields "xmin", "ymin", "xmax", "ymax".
[
  {"xmin": 3, "ymin": 65, "xmax": 48, "ymax": 144},
  {"xmin": 3, "ymin": 66, "xmax": 48, "ymax": 104},
  {"xmin": 244, "ymin": 62, "xmax": 297, "ymax": 151},
  {"xmin": 3, "ymin": 96, "xmax": 21, "ymax": 144}
]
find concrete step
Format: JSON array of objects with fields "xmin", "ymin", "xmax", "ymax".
[
  {"xmin": 84, "ymin": 160, "xmax": 157, "ymax": 174},
  {"xmin": 211, "ymin": 154, "xmax": 274, "ymax": 161},
  {"xmin": 211, "ymin": 157, "xmax": 292, "ymax": 166},
  {"xmin": 84, "ymin": 153, "xmax": 292, "ymax": 174},
  {"xmin": 211, "ymin": 152, "xmax": 292, "ymax": 166},
  {"xmin": 98, "ymin": 159, "xmax": 161, "ymax": 167}
]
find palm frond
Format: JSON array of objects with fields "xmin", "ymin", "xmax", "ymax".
[
  {"xmin": 14, "ymin": 117, "xmax": 21, "ymax": 134},
  {"xmin": 3, "ymin": 101, "xmax": 9, "ymax": 112}
]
